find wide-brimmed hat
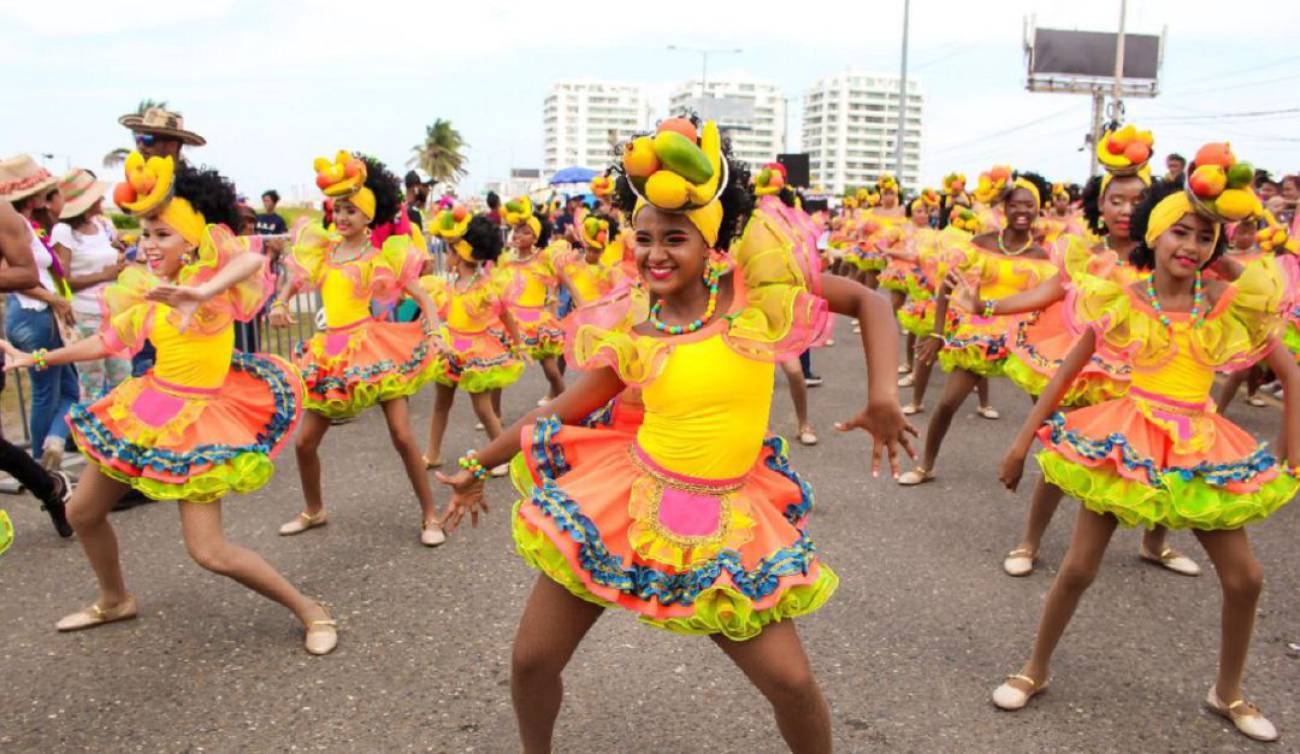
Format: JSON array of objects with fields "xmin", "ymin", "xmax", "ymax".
[
  {"xmin": 117, "ymin": 107, "xmax": 206, "ymax": 146},
  {"xmin": 57, "ymin": 169, "xmax": 111, "ymax": 220},
  {"xmin": 0, "ymin": 154, "xmax": 59, "ymax": 203}
]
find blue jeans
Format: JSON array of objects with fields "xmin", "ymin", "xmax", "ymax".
[{"xmin": 5, "ymin": 298, "xmax": 78, "ymax": 454}]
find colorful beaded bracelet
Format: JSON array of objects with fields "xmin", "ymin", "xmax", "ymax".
[
  {"xmin": 31, "ymin": 348, "xmax": 48, "ymax": 371},
  {"xmin": 458, "ymin": 451, "xmax": 488, "ymax": 481}
]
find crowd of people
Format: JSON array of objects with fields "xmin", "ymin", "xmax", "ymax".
[{"xmin": 1, "ymin": 103, "xmax": 1299, "ymax": 751}]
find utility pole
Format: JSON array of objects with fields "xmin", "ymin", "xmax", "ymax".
[
  {"xmin": 667, "ymin": 45, "xmax": 743, "ymax": 96},
  {"xmin": 894, "ymin": 0, "xmax": 911, "ymax": 184}
]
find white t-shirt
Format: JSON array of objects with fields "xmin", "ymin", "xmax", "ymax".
[
  {"xmin": 13, "ymin": 229, "xmax": 57, "ymax": 311},
  {"xmin": 51, "ymin": 218, "xmax": 118, "ymax": 315}
]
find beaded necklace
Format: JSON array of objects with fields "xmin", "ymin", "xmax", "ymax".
[
  {"xmin": 1145, "ymin": 271, "xmax": 1203, "ymax": 330},
  {"xmin": 649, "ymin": 266, "xmax": 720, "ymax": 335},
  {"xmin": 331, "ymin": 234, "xmax": 372, "ymax": 264},
  {"xmin": 996, "ymin": 230, "xmax": 1033, "ymax": 256}
]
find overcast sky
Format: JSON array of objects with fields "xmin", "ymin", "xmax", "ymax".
[{"xmin": 6, "ymin": 0, "xmax": 1297, "ymax": 203}]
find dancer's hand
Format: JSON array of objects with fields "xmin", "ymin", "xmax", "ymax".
[
  {"xmin": 835, "ymin": 400, "xmax": 918, "ymax": 479},
  {"xmin": 268, "ymin": 305, "xmax": 295, "ymax": 328},
  {"xmin": 999, "ymin": 449, "xmax": 1027, "ymax": 492},
  {"xmin": 0, "ymin": 340, "xmax": 34, "ymax": 371},
  {"xmin": 434, "ymin": 469, "xmax": 489, "ymax": 531},
  {"xmin": 914, "ymin": 334, "xmax": 943, "ymax": 366},
  {"xmin": 147, "ymin": 284, "xmax": 212, "ymax": 331},
  {"xmin": 947, "ymin": 271, "xmax": 979, "ymax": 314}
]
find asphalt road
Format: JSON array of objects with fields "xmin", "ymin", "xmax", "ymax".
[{"xmin": 1, "ymin": 315, "xmax": 1296, "ymax": 753}]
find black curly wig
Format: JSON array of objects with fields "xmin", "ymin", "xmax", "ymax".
[
  {"xmin": 611, "ymin": 114, "xmax": 753, "ymax": 251},
  {"xmin": 1127, "ymin": 178, "xmax": 1227, "ymax": 270},
  {"xmin": 1080, "ymin": 175, "xmax": 1105, "ymax": 234},
  {"xmin": 358, "ymin": 154, "xmax": 402, "ymax": 229},
  {"xmin": 171, "ymin": 163, "xmax": 240, "ymax": 230},
  {"xmin": 533, "ymin": 211, "xmax": 553, "ymax": 247},
  {"xmin": 463, "ymin": 214, "xmax": 504, "ymax": 263},
  {"xmin": 1007, "ymin": 171, "xmax": 1051, "ymax": 210},
  {"xmin": 587, "ymin": 209, "xmax": 621, "ymax": 239},
  {"xmin": 777, "ymin": 186, "xmax": 798, "ymax": 209}
]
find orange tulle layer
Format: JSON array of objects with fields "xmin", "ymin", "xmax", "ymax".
[
  {"xmin": 293, "ymin": 318, "xmax": 437, "ymax": 418},
  {"xmin": 1005, "ymin": 301, "xmax": 1130, "ymax": 404}
]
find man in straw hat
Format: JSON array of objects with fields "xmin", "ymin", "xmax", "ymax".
[
  {"xmin": 0, "ymin": 160, "xmax": 76, "ymax": 541},
  {"xmin": 118, "ymin": 106, "xmax": 206, "ymax": 162}
]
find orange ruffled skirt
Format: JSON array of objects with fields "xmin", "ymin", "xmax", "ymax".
[
  {"xmin": 1036, "ymin": 391, "xmax": 1297, "ymax": 530},
  {"xmin": 510, "ymin": 416, "xmax": 837, "ymax": 640},
  {"xmin": 1004, "ymin": 302, "xmax": 1130, "ymax": 406},
  {"xmin": 294, "ymin": 317, "xmax": 438, "ymax": 419},
  {"xmin": 67, "ymin": 352, "xmax": 302, "ymax": 503},
  {"xmin": 433, "ymin": 326, "xmax": 524, "ymax": 394}
]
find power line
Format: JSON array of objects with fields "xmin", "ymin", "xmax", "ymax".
[
  {"xmin": 1165, "ymin": 73, "xmax": 1300, "ymax": 98},
  {"xmin": 1163, "ymin": 53, "xmax": 1300, "ymax": 94},
  {"xmin": 928, "ymin": 103, "xmax": 1083, "ymax": 157}
]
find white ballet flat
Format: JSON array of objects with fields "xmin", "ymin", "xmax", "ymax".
[
  {"xmin": 420, "ymin": 521, "xmax": 447, "ymax": 547},
  {"xmin": 1205, "ymin": 686, "xmax": 1278, "ymax": 742},
  {"xmin": 1139, "ymin": 546, "xmax": 1202, "ymax": 577},
  {"xmin": 1003, "ymin": 548, "xmax": 1036, "ymax": 577},
  {"xmin": 992, "ymin": 673, "xmax": 1049, "ymax": 711}
]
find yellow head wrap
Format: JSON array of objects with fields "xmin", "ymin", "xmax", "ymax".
[
  {"xmin": 157, "ymin": 196, "xmax": 207, "ymax": 247},
  {"xmin": 1145, "ymin": 192, "xmax": 1220, "ymax": 247},
  {"xmin": 340, "ymin": 187, "xmax": 376, "ymax": 220},
  {"xmin": 453, "ymin": 239, "xmax": 474, "ymax": 262},
  {"xmin": 633, "ymin": 197, "xmax": 723, "ymax": 248},
  {"xmin": 1101, "ymin": 165, "xmax": 1153, "ymax": 197},
  {"xmin": 504, "ymin": 196, "xmax": 542, "ymax": 238},
  {"xmin": 1009, "ymin": 177, "xmax": 1041, "ymax": 208}
]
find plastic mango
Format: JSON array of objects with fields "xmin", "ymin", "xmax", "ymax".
[
  {"xmin": 653, "ymin": 130, "xmax": 713, "ymax": 185},
  {"xmin": 623, "ymin": 137, "xmax": 659, "ymax": 178},
  {"xmin": 685, "ymin": 121, "xmax": 723, "ymax": 206},
  {"xmin": 1215, "ymin": 189, "xmax": 1258, "ymax": 220}
]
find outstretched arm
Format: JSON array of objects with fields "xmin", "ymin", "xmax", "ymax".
[
  {"xmin": 1265, "ymin": 341, "xmax": 1300, "ymax": 465},
  {"xmin": 1, "ymin": 334, "xmax": 111, "ymax": 369},
  {"xmin": 976, "ymin": 273, "xmax": 1066, "ymax": 316},
  {"xmin": 145, "ymin": 252, "xmax": 268, "ymax": 330}
]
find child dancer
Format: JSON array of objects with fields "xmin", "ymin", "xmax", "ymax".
[
  {"xmin": 992, "ymin": 160, "xmax": 1293, "ymax": 743},
  {"xmin": 438, "ymin": 118, "xmax": 914, "ymax": 754},
  {"xmin": 499, "ymin": 196, "xmax": 566, "ymax": 402},
  {"xmin": 1, "ymin": 153, "xmax": 336, "ymax": 654},
  {"xmin": 272, "ymin": 152, "xmax": 445, "ymax": 546}
]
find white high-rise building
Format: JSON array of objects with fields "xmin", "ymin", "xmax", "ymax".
[
  {"xmin": 802, "ymin": 71, "xmax": 923, "ymax": 196},
  {"xmin": 667, "ymin": 76, "xmax": 787, "ymax": 170},
  {"xmin": 543, "ymin": 81, "xmax": 653, "ymax": 176}
]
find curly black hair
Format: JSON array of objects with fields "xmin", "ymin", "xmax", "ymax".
[
  {"xmin": 358, "ymin": 154, "xmax": 402, "ymax": 230},
  {"xmin": 777, "ymin": 186, "xmax": 798, "ymax": 209},
  {"xmin": 588, "ymin": 209, "xmax": 621, "ymax": 239},
  {"xmin": 533, "ymin": 211, "xmax": 553, "ymax": 247},
  {"xmin": 611, "ymin": 114, "xmax": 753, "ymax": 250},
  {"xmin": 1080, "ymin": 175, "xmax": 1105, "ymax": 234},
  {"xmin": 172, "ymin": 162, "xmax": 240, "ymax": 229},
  {"xmin": 463, "ymin": 214, "xmax": 504, "ymax": 263},
  {"xmin": 1128, "ymin": 178, "xmax": 1226, "ymax": 269},
  {"xmin": 1008, "ymin": 171, "xmax": 1051, "ymax": 210}
]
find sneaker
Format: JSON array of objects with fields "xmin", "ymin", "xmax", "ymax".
[
  {"xmin": 42, "ymin": 470, "xmax": 73, "ymax": 538},
  {"xmin": 805, "ymin": 374, "xmax": 824, "ymax": 387}
]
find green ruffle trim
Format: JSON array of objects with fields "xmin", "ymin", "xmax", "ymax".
[
  {"xmin": 526, "ymin": 342, "xmax": 565, "ymax": 360},
  {"xmin": 305, "ymin": 364, "xmax": 439, "ymax": 420},
  {"xmin": 459, "ymin": 363, "xmax": 526, "ymax": 394},
  {"xmin": 1284, "ymin": 324, "xmax": 1300, "ymax": 356},
  {"xmin": 96, "ymin": 452, "xmax": 275, "ymax": 503},
  {"xmin": 938, "ymin": 345, "xmax": 1004, "ymax": 377},
  {"xmin": 0, "ymin": 510, "xmax": 12, "ymax": 555},
  {"xmin": 880, "ymin": 278, "xmax": 908, "ymax": 293},
  {"xmin": 844, "ymin": 256, "xmax": 886, "ymax": 273},
  {"xmin": 1038, "ymin": 450, "xmax": 1298, "ymax": 530},
  {"xmin": 511, "ymin": 500, "xmax": 837, "ymax": 641},
  {"xmin": 897, "ymin": 308, "xmax": 934, "ymax": 337},
  {"xmin": 1003, "ymin": 355, "xmax": 1125, "ymax": 407}
]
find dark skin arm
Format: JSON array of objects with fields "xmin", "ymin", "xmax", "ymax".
[
  {"xmin": 950, "ymin": 272, "xmax": 1066, "ymax": 316},
  {"xmin": 0, "ymin": 201, "xmax": 40, "ymax": 291},
  {"xmin": 1263, "ymin": 340, "xmax": 1300, "ymax": 466}
]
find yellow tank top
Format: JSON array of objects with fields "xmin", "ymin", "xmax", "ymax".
[
  {"xmin": 149, "ymin": 307, "xmax": 234, "ymax": 389},
  {"xmin": 637, "ymin": 334, "xmax": 774, "ymax": 479},
  {"xmin": 1129, "ymin": 325, "xmax": 1214, "ymax": 405},
  {"xmin": 320, "ymin": 266, "xmax": 371, "ymax": 328},
  {"xmin": 978, "ymin": 252, "xmax": 1053, "ymax": 300}
]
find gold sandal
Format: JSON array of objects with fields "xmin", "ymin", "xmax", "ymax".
[
  {"xmin": 1205, "ymin": 687, "xmax": 1278, "ymax": 742},
  {"xmin": 278, "ymin": 511, "xmax": 328, "ymax": 536}
]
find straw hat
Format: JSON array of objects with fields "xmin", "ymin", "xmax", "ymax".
[
  {"xmin": 57, "ymin": 169, "xmax": 111, "ymax": 220},
  {"xmin": 117, "ymin": 107, "xmax": 207, "ymax": 146},
  {"xmin": 0, "ymin": 154, "xmax": 59, "ymax": 203}
]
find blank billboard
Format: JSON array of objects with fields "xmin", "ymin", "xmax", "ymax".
[{"xmin": 1031, "ymin": 29, "xmax": 1160, "ymax": 80}]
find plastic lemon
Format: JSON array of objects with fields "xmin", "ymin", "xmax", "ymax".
[
  {"xmin": 646, "ymin": 171, "xmax": 690, "ymax": 209},
  {"xmin": 1215, "ymin": 189, "xmax": 1258, "ymax": 220}
]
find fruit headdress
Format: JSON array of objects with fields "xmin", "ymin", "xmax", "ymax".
[
  {"xmin": 430, "ymin": 204, "xmax": 472, "ymax": 240},
  {"xmin": 942, "ymin": 173, "xmax": 967, "ymax": 198},
  {"xmin": 1051, "ymin": 183, "xmax": 1071, "ymax": 202},
  {"xmin": 911, "ymin": 188, "xmax": 941, "ymax": 213},
  {"xmin": 948, "ymin": 206, "xmax": 981, "ymax": 234},
  {"xmin": 972, "ymin": 165, "xmax": 1013, "ymax": 205},
  {"xmin": 312, "ymin": 151, "xmax": 373, "ymax": 218},
  {"xmin": 578, "ymin": 213, "xmax": 612, "ymax": 251},
  {"xmin": 753, "ymin": 162, "xmax": 788, "ymax": 196},
  {"xmin": 621, "ymin": 116, "xmax": 727, "ymax": 247},
  {"xmin": 590, "ymin": 174, "xmax": 615, "ymax": 199},
  {"xmin": 112, "ymin": 151, "xmax": 204, "ymax": 246},
  {"xmin": 1146, "ymin": 142, "xmax": 1261, "ymax": 246},
  {"xmin": 504, "ymin": 196, "xmax": 541, "ymax": 237},
  {"xmin": 1256, "ymin": 211, "xmax": 1298, "ymax": 254},
  {"xmin": 1096, "ymin": 124, "xmax": 1155, "ymax": 193},
  {"xmin": 877, "ymin": 173, "xmax": 900, "ymax": 195},
  {"xmin": 855, "ymin": 186, "xmax": 880, "ymax": 207}
]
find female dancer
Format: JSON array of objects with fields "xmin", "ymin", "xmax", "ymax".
[
  {"xmin": 882, "ymin": 188, "xmax": 939, "ymax": 381},
  {"xmin": 1215, "ymin": 212, "xmax": 1274, "ymax": 413},
  {"xmin": 992, "ymin": 164, "xmax": 1293, "ymax": 743},
  {"xmin": 1036, "ymin": 182, "xmax": 1084, "ymax": 243},
  {"xmin": 900, "ymin": 171, "xmax": 1056, "ymax": 485},
  {"xmin": 499, "ymin": 196, "xmax": 566, "ymax": 402},
  {"xmin": 1, "ymin": 153, "xmax": 336, "ymax": 653},
  {"xmin": 553, "ymin": 211, "xmax": 629, "ymax": 308},
  {"xmin": 437, "ymin": 118, "xmax": 914, "ymax": 754},
  {"xmin": 421, "ymin": 208, "xmax": 524, "ymax": 470},
  {"xmin": 272, "ymin": 151, "xmax": 445, "ymax": 546}
]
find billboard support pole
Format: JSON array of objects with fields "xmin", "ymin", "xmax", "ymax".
[
  {"xmin": 1090, "ymin": 89, "xmax": 1105, "ymax": 178},
  {"xmin": 894, "ymin": 0, "xmax": 911, "ymax": 183},
  {"xmin": 1109, "ymin": 0, "xmax": 1128, "ymax": 123}
]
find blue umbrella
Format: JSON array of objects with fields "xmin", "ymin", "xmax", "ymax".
[{"xmin": 549, "ymin": 166, "xmax": 599, "ymax": 185}]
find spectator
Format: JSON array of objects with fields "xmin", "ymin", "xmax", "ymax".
[
  {"xmin": 0, "ymin": 155, "xmax": 78, "ymax": 470},
  {"xmin": 485, "ymin": 191, "xmax": 503, "ymax": 227},
  {"xmin": 117, "ymin": 107, "xmax": 205, "ymax": 162},
  {"xmin": 1164, "ymin": 153, "xmax": 1186, "ymax": 185},
  {"xmin": 255, "ymin": 190, "xmax": 288, "ymax": 236},
  {"xmin": 403, "ymin": 171, "xmax": 430, "ymax": 230},
  {"xmin": 48, "ymin": 169, "xmax": 130, "ymax": 401}
]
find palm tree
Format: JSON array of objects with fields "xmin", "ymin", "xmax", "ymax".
[
  {"xmin": 103, "ymin": 99, "xmax": 172, "ymax": 168},
  {"xmin": 408, "ymin": 119, "xmax": 468, "ymax": 185}
]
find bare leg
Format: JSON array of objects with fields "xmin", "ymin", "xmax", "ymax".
[
  {"xmin": 890, "ymin": 289, "xmax": 906, "ymax": 315},
  {"xmin": 909, "ymin": 350, "xmax": 935, "ymax": 408},
  {"xmin": 380, "ymin": 397, "xmax": 438, "ymax": 522},
  {"xmin": 1015, "ymin": 478, "xmax": 1066, "ymax": 558},
  {"xmin": 712, "ymin": 621, "xmax": 832, "ymax": 754},
  {"xmin": 491, "ymin": 388, "xmax": 503, "ymax": 421},
  {"xmin": 863, "ymin": 269, "xmax": 879, "ymax": 290},
  {"xmin": 539, "ymin": 356, "xmax": 566, "ymax": 399},
  {"xmin": 1193, "ymin": 528, "xmax": 1264, "ymax": 703},
  {"xmin": 1018, "ymin": 506, "xmax": 1119, "ymax": 684},
  {"xmin": 511, "ymin": 576, "xmax": 605, "ymax": 754},
  {"xmin": 178, "ymin": 500, "xmax": 326, "ymax": 625},
  {"xmin": 779, "ymin": 359, "xmax": 811, "ymax": 436},
  {"xmin": 904, "ymin": 333, "xmax": 916, "ymax": 372},
  {"xmin": 65, "ymin": 465, "xmax": 131, "ymax": 608},
  {"xmin": 469, "ymin": 391, "xmax": 504, "ymax": 440},
  {"xmin": 1216, "ymin": 370, "xmax": 1247, "ymax": 415},
  {"xmin": 293, "ymin": 411, "xmax": 332, "ymax": 515},
  {"xmin": 977, "ymin": 376, "xmax": 991, "ymax": 409},
  {"xmin": 425, "ymin": 382, "xmax": 457, "ymax": 463},
  {"xmin": 917, "ymin": 367, "xmax": 981, "ymax": 472}
]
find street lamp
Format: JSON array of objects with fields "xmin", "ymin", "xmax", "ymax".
[{"xmin": 666, "ymin": 45, "xmax": 743, "ymax": 93}]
